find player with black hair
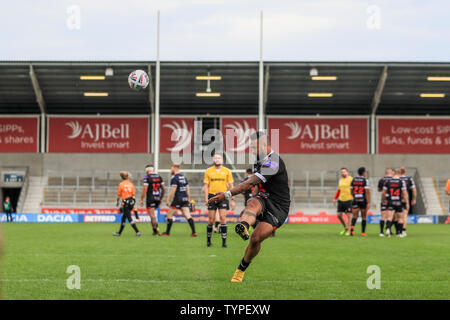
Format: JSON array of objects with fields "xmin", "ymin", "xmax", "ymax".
[
  {"xmin": 349, "ymin": 167, "xmax": 371, "ymax": 236},
  {"xmin": 208, "ymin": 131, "xmax": 290, "ymax": 282}
]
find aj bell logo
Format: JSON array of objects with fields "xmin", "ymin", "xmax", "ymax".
[
  {"xmin": 285, "ymin": 121, "xmax": 349, "ymax": 142},
  {"xmin": 163, "ymin": 120, "xmax": 192, "ymax": 151},
  {"xmin": 223, "ymin": 120, "xmax": 256, "ymax": 152},
  {"xmin": 65, "ymin": 121, "xmax": 130, "ymax": 142}
]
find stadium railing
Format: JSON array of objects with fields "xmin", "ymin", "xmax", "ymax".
[
  {"xmin": 43, "ymin": 168, "xmax": 429, "ymax": 214},
  {"xmin": 44, "ymin": 169, "xmax": 346, "ymax": 212}
]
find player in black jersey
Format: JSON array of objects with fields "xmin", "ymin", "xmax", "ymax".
[
  {"xmin": 399, "ymin": 168, "xmax": 417, "ymax": 236},
  {"xmin": 349, "ymin": 167, "xmax": 371, "ymax": 236},
  {"xmin": 140, "ymin": 164, "xmax": 165, "ymax": 235},
  {"xmin": 378, "ymin": 168, "xmax": 394, "ymax": 237},
  {"xmin": 161, "ymin": 164, "xmax": 197, "ymax": 237},
  {"xmin": 382, "ymin": 168, "xmax": 409, "ymax": 237},
  {"xmin": 209, "ymin": 131, "xmax": 290, "ymax": 282}
]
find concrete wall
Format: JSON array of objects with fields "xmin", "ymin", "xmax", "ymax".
[{"xmin": 1, "ymin": 153, "xmax": 450, "ymax": 177}]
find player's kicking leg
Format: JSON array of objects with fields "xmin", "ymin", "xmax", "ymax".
[
  {"xmin": 232, "ymin": 198, "xmax": 263, "ymax": 282},
  {"xmin": 232, "ymin": 221, "xmax": 274, "ymax": 283}
]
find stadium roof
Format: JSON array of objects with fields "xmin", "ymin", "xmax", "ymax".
[{"xmin": 1, "ymin": 61, "xmax": 450, "ymax": 116}]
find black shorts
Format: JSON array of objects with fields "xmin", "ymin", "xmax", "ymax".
[
  {"xmin": 254, "ymin": 195, "xmax": 289, "ymax": 229},
  {"xmin": 380, "ymin": 203, "xmax": 393, "ymax": 211},
  {"xmin": 170, "ymin": 198, "xmax": 190, "ymax": 209},
  {"xmin": 352, "ymin": 199, "xmax": 367, "ymax": 210},
  {"xmin": 122, "ymin": 197, "xmax": 136, "ymax": 211},
  {"xmin": 389, "ymin": 201, "xmax": 403, "ymax": 213},
  {"xmin": 208, "ymin": 193, "xmax": 229, "ymax": 211},
  {"xmin": 337, "ymin": 200, "xmax": 352, "ymax": 213},
  {"xmin": 146, "ymin": 200, "xmax": 161, "ymax": 209}
]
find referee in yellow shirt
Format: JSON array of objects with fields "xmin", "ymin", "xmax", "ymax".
[
  {"xmin": 333, "ymin": 168, "xmax": 353, "ymax": 236},
  {"xmin": 204, "ymin": 154, "xmax": 234, "ymax": 248}
]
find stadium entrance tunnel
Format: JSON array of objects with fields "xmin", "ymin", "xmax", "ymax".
[{"xmin": 1, "ymin": 188, "xmax": 21, "ymax": 213}]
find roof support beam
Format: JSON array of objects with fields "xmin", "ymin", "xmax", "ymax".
[
  {"xmin": 29, "ymin": 64, "xmax": 47, "ymax": 153},
  {"xmin": 370, "ymin": 65, "xmax": 388, "ymax": 154},
  {"xmin": 371, "ymin": 65, "xmax": 388, "ymax": 114},
  {"xmin": 29, "ymin": 64, "xmax": 46, "ymax": 114}
]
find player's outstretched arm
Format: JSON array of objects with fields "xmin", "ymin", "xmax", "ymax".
[{"xmin": 208, "ymin": 174, "xmax": 262, "ymax": 204}]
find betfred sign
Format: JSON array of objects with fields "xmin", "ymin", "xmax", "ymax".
[
  {"xmin": 221, "ymin": 117, "xmax": 257, "ymax": 153},
  {"xmin": 48, "ymin": 116, "xmax": 149, "ymax": 153},
  {"xmin": 267, "ymin": 117, "xmax": 369, "ymax": 153},
  {"xmin": 378, "ymin": 117, "xmax": 450, "ymax": 154},
  {"xmin": 0, "ymin": 116, "xmax": 39, "ymax": 152},
  {"xmin": 160, "ymin": 117, "xmax": 195, "ymax": 153}
]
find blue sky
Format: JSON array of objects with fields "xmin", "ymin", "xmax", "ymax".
[{"xmin": 1, "ymin": 0, "xmax": 448, "ymax": 61}]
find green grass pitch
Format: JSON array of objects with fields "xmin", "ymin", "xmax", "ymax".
[{"xmin": 1, "ymin": 223, "xmax": 449, "ymax": 300}]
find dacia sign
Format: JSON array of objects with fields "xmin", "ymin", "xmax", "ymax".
[{"xmin": 37, "ymin": 214, "xmax": 75, "ymax": 223}]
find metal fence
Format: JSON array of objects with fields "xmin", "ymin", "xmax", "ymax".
[{"xmin": 43, "ymin": 168, "xmax": 429, "ymax": 213}]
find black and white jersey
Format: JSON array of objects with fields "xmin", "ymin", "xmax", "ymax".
[
  {"xmin": 400, "ymin": 175, "xmax": 415, "ymax": 204},
  {"xmin": 170, "ymin": 173, "xmax": 189, "ymax": 202},
  {"xmin": 383, "ymin": 177, "xmax": 407, "ymax": 203},
  {"xmin": 253, "ymin": 151, "xmax": 291, "ymax": 213},
  {"xmin": 350, "ymin": 176, "xmax": 370, "ymax": 202},
  {"xmin": 378, "ymin": 176, "xmax": 392, "ymax": 192},
  {"xmin": 143, "ymin": 173, "xmax": 164, "ymax": 202}
]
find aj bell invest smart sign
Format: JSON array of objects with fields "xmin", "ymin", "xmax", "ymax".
[
  {"xmin": 267, "ymin": 117, "xmax": 369, "ymax": 154},
  {"xmin": 377, "ymin": 117, "xmax": 450, "ymax": 154},
  {"xmin": 47, "ymin": 116, "xmax": 149, "ymax": 153}
]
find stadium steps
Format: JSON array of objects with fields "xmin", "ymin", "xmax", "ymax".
[
  {"xmin": 22, "ymin": 176, "xmax": 48, "ymax": 213},
  {"xmin": 422, "ymin": 177, "xmax": 445, "ymax": 215}
]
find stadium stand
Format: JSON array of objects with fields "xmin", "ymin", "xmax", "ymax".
[{"xmin": 1, "ymin": 61, "xmax": 449, "ymax": 216}]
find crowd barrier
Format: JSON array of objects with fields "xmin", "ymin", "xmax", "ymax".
[{"xmin": 1, "ymin": 212, "xmax": 449, "ymax": 224}]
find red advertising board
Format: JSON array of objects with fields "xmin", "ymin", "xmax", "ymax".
[
  {"xmin": 220, "ymin": 117, "xmax": 257, "ymax": 153},
  {"xmin": 47, "ymin": 116, "xmax": 149, "ymax": 153},
  {"xmin": 267, "ymin": 117, "xmax": 369, "ymax": 154},
  {"xmin": 288, "ymin": 212, "xmax": 341, "ymax": 224},
  {"xmin": 0, "ymin": 116, "xmax": 39, "ymax": 152},
  {"xmin": 160, "ymin": 117, "xmax": 195, "ymax": 153},
  {"xmin": 378, "ymin": 117, "xmax": 450, "ymax": 154}
]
